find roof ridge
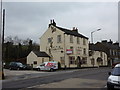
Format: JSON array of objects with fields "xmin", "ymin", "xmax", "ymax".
[{"xmin": 54, "ymin": 25, "xmax": 88, "ymax": 39}]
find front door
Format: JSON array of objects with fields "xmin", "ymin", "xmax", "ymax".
[{"xmin": 77, "ymin": 56, "xmax": 81, "ymax": 68}]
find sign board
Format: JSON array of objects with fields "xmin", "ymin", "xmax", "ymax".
[{"xmin": 66, "ymin": 49, "xmax": 73, "ymax": 54}]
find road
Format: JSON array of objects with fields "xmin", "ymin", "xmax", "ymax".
[{"xmin": 2, "ymin": 67, "xmax": 112, "ymax": 89}]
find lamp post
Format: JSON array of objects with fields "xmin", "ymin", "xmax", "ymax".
[
  {"xmin": 91, "ymin": 28, "xmax": 101, "ymax": 44},
  {"xmin": 90, "ymin": 28, "xmax": 101, "ymax": 67}
]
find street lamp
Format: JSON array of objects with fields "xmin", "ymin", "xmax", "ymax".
[{"xmin": 91, "ymin": 28, "xmax": 101, "ymax": 44}]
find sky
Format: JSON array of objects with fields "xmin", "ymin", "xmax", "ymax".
[{"xmin": 2, "ymin": 1, "xmax": 118, "ymax": 44}]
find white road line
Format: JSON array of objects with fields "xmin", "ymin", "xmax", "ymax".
[{"xmin": 27, "ymin": 84, "xmax": 46, "ymax": 88}]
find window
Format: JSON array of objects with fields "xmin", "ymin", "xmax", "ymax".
[
  {"xmin": 60, "ymin": 57, "xmax": 65, "ymax": 65},
  {"xmin": 70, "ymin": 46, "xmax": 74, "ymax": 54},
  {"xmin": 82, "ymin": 57, "xmax": 87, "ymax": 64},
  {"xmin": 77, "ymin": 37, "xmax": 80, "ymax": 44},
  {"xmin": 83, "ymin": 38, "xmax": 86, "ymax": 45},
  {"xmin": 57, "ymin": 35, "xmax": 62, "ymax": 43},
  {"xmin": 110, "ymin": 49, "xmax": 112, "ymax": 55},
  {"xmin": 100, "ymin": 52, "xmax": 103, "ymax": 58},
  {"xmin": 76, "ymin": 47, "xmax": 81, "ymax": 54},
  {"xmin": 48, "ymin": 38, "xmax": 52, "ymax": 43},
  {"xmin": 83, "ymin": 48, "xmax": 86, "ymax": 55},
  {"xmin": 42, "ymin": 58, "xmax": 44, "ymax": 63},
  {"xmin": 113, "ymin": 50, "xmax": 115, "ymax": 56},
  {"xmin": 115, "ymin": 50, "xmax": 118, "ymax": 56},
  {"xmin": 33, "ymin": 61, "xmax": 37, "ymax": 65},
  {"xmin": 70, "ymin": 35, "xmax": 73, "ymax": 43},
  {"xmin": 69, "ymin": 56, "xmax": 75, "ymax": 64}
]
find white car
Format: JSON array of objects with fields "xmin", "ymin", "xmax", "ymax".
[
  {"xmin": 36, "ymin": 61, "xmax": 58, "ymax": 72},
  {"xmin": 107, "ymin": 64, "xmax": 120, "ymax": 90}
]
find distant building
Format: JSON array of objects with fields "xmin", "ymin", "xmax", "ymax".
[
  {"xmin": 40, "ymin": 20, "xmax": 89, "ymax": 68},
  {"xmin": 89, "ymin": 40, "xmax": 120, "ymax": 66},
  {"xmin": 89, "ymin": 44, "xmax": 108, "ymax": 67}
]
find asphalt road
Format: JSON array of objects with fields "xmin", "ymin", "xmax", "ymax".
[{"xmin": 2, "ymin": 67, "xmax": 112, "ymax": 89}]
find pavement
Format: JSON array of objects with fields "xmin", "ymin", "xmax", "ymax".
[{"xmin": 27, "ymin": 78, "xmax": 106, "ymax": 88}]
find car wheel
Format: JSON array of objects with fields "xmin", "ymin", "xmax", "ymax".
[
  {"xmin": 50, "ymin": 68, "xmax": 54, "ymax": 72},
  {"xmin": 107, "ymin": 84, "xmax": 114, "ymax": 90},
  {"xmin": 17, "ymin": 68, "xmax": 20, "ymax": 70},
  {"xmin": 9, "ymin": 67, "xmax": 12, "ymax": 70},
  {"xmin": 38, "ymin": 68, "xmax": 40, "ymax": 71}
]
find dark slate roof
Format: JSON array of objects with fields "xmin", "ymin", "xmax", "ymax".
[
  {"xmin": 54, "ymin": 25, "xmax": 88, "ymax": 39},
  {"xmin": 32, "ymin": 51, "xmax": 50, "ymax": 57},
  {"xmin": 96, "ymin": 42, "xmax": 119, "ymax": 50},
  {"xmin": 89, "ymin": 43, "xmax": 102, "ymax": 51}
]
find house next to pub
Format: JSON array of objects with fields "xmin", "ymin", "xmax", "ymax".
[{"xmin": 89, "ymin": 40, "xmax": 120, "ymax": 67}]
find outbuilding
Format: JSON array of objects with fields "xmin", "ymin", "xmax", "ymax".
[{"xmin": 27, "ymin": 51, "xmax": 50, "ymax": 68}]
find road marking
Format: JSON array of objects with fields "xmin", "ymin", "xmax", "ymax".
[{"xmin": 26, "ymin": 84, "xmax": 46, "ymax": 88}]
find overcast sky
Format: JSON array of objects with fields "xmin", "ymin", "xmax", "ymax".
[{"xmin": 2, "ymin": 2, "xmax": 118, "ymax": 44}]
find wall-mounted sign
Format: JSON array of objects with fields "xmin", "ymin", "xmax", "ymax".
[{"xmin": 66, "ymin": 49, "xmax": 73, "ymax": 54}]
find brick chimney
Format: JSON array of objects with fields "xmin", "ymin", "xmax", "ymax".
[
  {"xmin": 49, "ymin": 19, "xmax": 56, "ymax": 27},
  {"xmin": 108, "ymin": 39, "xmax": 113, "ymax": 44},
  {"xmin": 72, "ymin": 27, "xmax": 78, "ymax": 33}
]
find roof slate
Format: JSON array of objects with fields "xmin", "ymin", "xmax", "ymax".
[
  {"xmin": 32, "ymin": 51, "xmax": 50, "ymax": 57},
  {"xmin": 54, "ymin": 25, "xmax": 88, "ymax": 39}
]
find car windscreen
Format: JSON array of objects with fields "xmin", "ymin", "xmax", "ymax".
[
  {"xmin": 40, "ymin": 63, "xmax": 45, "ymax": 66},
  {"xmin": 17, "ymin": 63, "xmax": 23, "ymax": 66},
  {"xmin": 112, "ymin": 67, "xmax": 120, "ymax": 76}
]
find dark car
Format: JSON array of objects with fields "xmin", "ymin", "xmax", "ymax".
[{"xmin": 9, "ymin": 62, "xmax": 27, "ymax": 70}]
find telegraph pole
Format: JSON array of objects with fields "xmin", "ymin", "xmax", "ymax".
[
  {"xmin": 2, "ymin": 9, "xmax": 5, "ymax": 79},
  {"xmin": 0, "ymin": 0, "xmax": 4, "ymax": 80}
]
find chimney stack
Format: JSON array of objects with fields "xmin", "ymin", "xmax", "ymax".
[
  {"xmin": 72, "ymin": 27, "xmax": 78, "ymax": 33},
  {"xmin": 108, "ymin": 39, "xmax": 113, "ymax": 44},
  {"xmin": 49, "ymin": 19, "xmax": 56, "ymax": 27}
]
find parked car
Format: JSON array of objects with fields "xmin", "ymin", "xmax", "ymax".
[
  {"xmin": 107, "ymin": 64, "xmax": 120, "ymax": 90},
  {"xmin": 9, "ymin": 62, "xmax": 29, "ymax": 70},
  {"xmin": 36, "ymin": 61, "xmax": 58, "ymax": 72},
  {"xmin": 112, "ymin": 58, "xmax": 120, "ymax": 68}
]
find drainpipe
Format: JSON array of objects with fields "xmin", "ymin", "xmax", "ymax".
[{"xmin": 64, "ymin": 33, "xmax": 66, "ymax": 69}]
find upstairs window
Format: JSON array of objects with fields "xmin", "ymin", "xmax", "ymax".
[
  {"xmin": 77, "ymin": 37, "xmax": 80, "ymax": 44},
  {"xmin": 83, "ymin": 38, "xmax": 86, "ymax": 45},
  {"xmin": 70, "ymin": 46, "xmax": 74, "ymax": 54},
  {"xmin": 83, "ymin": 48, "xmax": 86, "ymax": 55},
  {"xmin": 57, "ymin": 35, "xmax": 62, "ymax": 43},
  {"xmin": 48, "ymin": 37, "xmax": 52, "ymax": 43},
  {"xmin": 70, "ymin": 35, "xmax": 73, "ymax": 43}
]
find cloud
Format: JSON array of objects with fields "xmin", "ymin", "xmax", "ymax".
[{"xmin": 3, "ymin": 2, "xmax": 118, "ymax": 43}]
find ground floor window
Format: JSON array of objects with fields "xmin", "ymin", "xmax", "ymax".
[
  {"xmin": 82, "ymin": 57, "xmax": 87, "ymax": 64},
  {"xmin": 60, "ymin": 57, "xmax": 65, "ymax": 65},
  {"xmin": 69, "ymin": 56, "xmax": 75, "ymax": 64},
  {"xmin": 97, "ymin": 57, "xmax": 103, "ymax": 65},
  {"xmin": 33, "ymin": 61, "xmax": 37, "ymax": 65},
  {"xmin": 42, "ymin": 58, "xmax": 44, "ymax": 63},
  {"xmin": 91, "ymin": 58, "xmax": 95, "ymax": 65}
]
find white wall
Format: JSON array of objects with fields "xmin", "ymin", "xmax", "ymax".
[{"xmin": 27, "ymin": 51, "xmax": 50, "ymax": 68}]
